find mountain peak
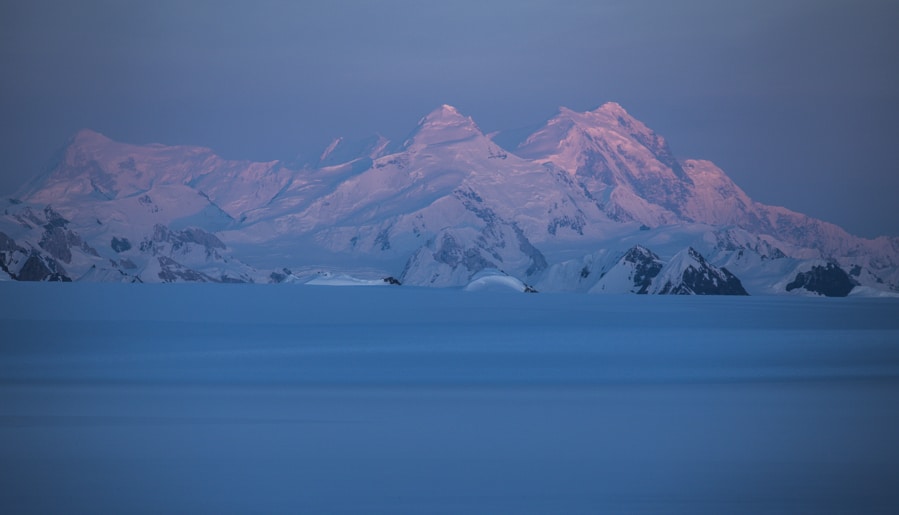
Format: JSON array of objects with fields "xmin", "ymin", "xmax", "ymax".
[
  {"xmin": 70, "ymin": 128, "xmax": 112, "ymax": 147},
  {"xmin": 419, "ymin": 104, "xmax": 472, "ymax": 125},
  {"xmin": 407, "ymin": 105, "xmax": 483, "ymax": 148},
  {"xmin": 6, "ymin": 101, "xmax": 898, "ymax": 294},
  {"xmin": 546, "ymin": 102, "xmax": 641, "ymax": 132},
  {"xmin": 518, "ymin": 102, "xmax": 645, "ymax": 160},
  {"xmin": 593, "ymin": 101, "xmax": 629, "ymax": 116}
]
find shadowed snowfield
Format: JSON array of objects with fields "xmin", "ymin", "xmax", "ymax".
[{"xmin": 1, "ymin": 283, "xmax": 898, "ymax": 513}]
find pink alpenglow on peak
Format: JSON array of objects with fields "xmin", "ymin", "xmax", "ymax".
[
  {"xmin": 416, "ymin": 104, "xmax": 475, "ymax": 126},
  {"xmin": 1, "ymin": 101, "xmax": 897, "ymax": 295},
  {"xmin": 70, "ymin": 128, "xmax": 114, "ymax": 147},
  {"xmin": 406, "ymin": 105, "xmax": 484, "ymax": 148}
]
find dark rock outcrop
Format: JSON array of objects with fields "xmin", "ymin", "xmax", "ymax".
[
  {"xmin": 111, "ymin": 236, "xmax": 132, "ymax": 253},
  {"xmin": 657, "ymin": 248, "xmax": 748, "ymax": 295},
  {"xmin": 156, "ymin": 256, "xmax": 214, "ymax": 283},
  {"xmin": 786, "ymin": 263, "xmax": 856, "ymax": 297},
  {"xmin": 621, "ymin": 245, "xmax": 663, "ymax": 294},
  {"xmin": 16, "ymin": 253, "xmax": 71, "ymax": 282}
]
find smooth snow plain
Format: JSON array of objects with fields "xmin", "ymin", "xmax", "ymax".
[{"xmin": 1, "ymin": 282, "xmax": 898, "ymax": 514}]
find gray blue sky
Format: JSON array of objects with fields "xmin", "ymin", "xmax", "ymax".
[{"xmin": 1, "ymin": 0, "xmax": 897, "ymax": 237}]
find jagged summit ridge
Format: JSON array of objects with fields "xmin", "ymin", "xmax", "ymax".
[{"xmin": 2, "ymin": 101, "xmax": 897, "ymax": 295}]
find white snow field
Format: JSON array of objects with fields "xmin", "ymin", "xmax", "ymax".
[{"xmin": 1, "ymin": 283, "xmax": 898, "ymax": 514}]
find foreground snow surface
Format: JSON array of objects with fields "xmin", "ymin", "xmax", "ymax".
[{"xmin": 1, "ymin": 284, "xmax": 898, "ymax": 514}]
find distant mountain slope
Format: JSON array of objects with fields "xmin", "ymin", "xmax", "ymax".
[{"xmin": 3, "ymin": 103, "xmax": 896, "ymax": 295}]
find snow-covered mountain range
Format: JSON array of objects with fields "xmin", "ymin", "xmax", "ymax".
[{"xmin": 2, "ymin": 102, "xmax": 897, "ymax": 296}]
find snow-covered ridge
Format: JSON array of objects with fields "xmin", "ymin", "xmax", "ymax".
[{"xmin": 3, "ymin": 102, "xmax": 897, "ymax": 295}]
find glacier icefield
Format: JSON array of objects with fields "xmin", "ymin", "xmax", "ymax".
[{"xmin": 1, "ymin": 283, "xmax": 898, "ymax": 514}]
